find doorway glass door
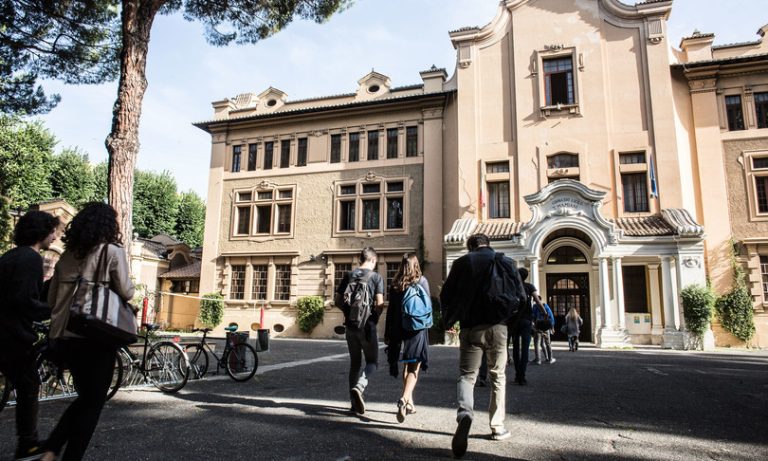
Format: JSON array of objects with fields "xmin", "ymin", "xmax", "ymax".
[{"xmin": 546, "ymin": 273, "xmax": 590, "ymax": 342}]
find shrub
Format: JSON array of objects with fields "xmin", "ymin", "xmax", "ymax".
[
  {"xmin": 715, "ymin": 285, "xmax": 756, "ymax": 342},
  {"xmin": 680, "ymin": 284, "xmax": 715, "ymax": 336},
  {"xmin": 198, "ymin": 292, "xmax": 224, "ymax": 328},
  {"xmin": 297, "ymin": 296, "xmax": 325, "ymax": 333}
]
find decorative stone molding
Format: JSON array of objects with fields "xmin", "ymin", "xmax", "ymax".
[
  {"xmin": 682, "ymin": 256, "xmax": 702, "ymax": 268},
  {"xmin": 544, "ymin": 44, "xmax": 564, "ymax": 51},
  {"xmin": 256, "ymin": 180, "xmax": 278, "ymax": 191},
  {"xmin": 364, "ymin": 171, "xmax": 378, "ymax": 182},
  {"xmin": 688, "ymin": 78, "xmax": 718, "ymax": 94}
]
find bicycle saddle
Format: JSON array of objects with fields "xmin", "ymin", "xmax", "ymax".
[{"xmin": 142, "ymin": 323, "xmax": 161, "ymax": 331}]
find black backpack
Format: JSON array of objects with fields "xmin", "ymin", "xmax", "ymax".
[
  {"xmin": 342, "ymin": 270, "xmax": 375, "ymax": 328},
  {"xmin": 481, "ymin": 253, "xmax": 526, "ymax": 324}
]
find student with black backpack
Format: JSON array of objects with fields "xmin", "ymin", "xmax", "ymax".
[
  {"xmin": 335, "ymin": 247, "xmax": 385, "ymax": 415},
  {"xmin": 384, "ymin": 253, "xmax": 432, "ymax": 423}
]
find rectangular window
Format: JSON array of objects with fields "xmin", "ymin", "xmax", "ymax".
[
  {"xmin": 387, "ymin": 181, "xmax": 403, "ymax": 192},
  {"xmin": 488, "ymin": 182, "xmax": 510, "ymax": 219},
  {"xmin": 230, "ymin": 265, "xmax": 245, "ymax": 300},
  {"xmin": 725, "ymin": 95, "xmax": 745, "ymax": 131},
  {"xmin": 263, "ymin": 141, "xmax": 274, "ymax": 170},
  {"xmin": 362, "ymin": 183, "xmax": 380, "ymax": 194},
  {"xmin": 340, "ymin": 185, "xmax": 356, "ymax": 195},
  {"xmin": 339, "ymin": 201, "xmax": 355, "ymax": 231},
  {"xmin": 236, "ymin": 192, "xmax": 252, "ymax": 202},
  {"xmin": 753, "ymin": 157, "xmax": 768, "ymax": 169},
  {"xmin": 258, "ymin": 191, "xmax": 273, "ymax": 200},
  {"xmin": 622, "ymin": 266, "xmax": 648, "ymax": 313},
  {"xmin": 761, "ymin": 256, "xmax": 768, "ymax": 302},
  {"xmin": 367, "ymin": 131, "xmax": 379, "ymax": 160},
  {"xmin": 349, "ymin": 132, "xmax": 360, "ymax": 162},
  {"xmin": 297, "ymin": 138, "xmax": 308, "ymax": 166},
  {"xmin": 386, "ymin": 197, "xmax": 403, "ymax": 229},
  {"xmin": 756, "ymin": 176, "xmax": 768, "ymax": 213},
  {"xmin": 232, "ymin": 145, "xmax": 242, "ymax": 173},
  {"xmin": 330, "ymin": 134, "xmax": 341, "ymax": 163},
  {"xmin": 276, "ymin": 204, "xmax": 291, "ymax": 233},
  {"xmin": 405, "ymin": 126, "xmax": 418, "ymax": 157},
  {"xmin": 543, "ymin": 57, "xmax": 574, "ymax": 105},
  {"xmin": 247, "ymin": 144, "xmax": 257, "ymax": 171},
  {"xmin": 386, "ymin": 128, "xmax": 398, "ymax": 159},
  {"xmin": 274, "ymin": 264, "xmax": 291, "ymax": 301},
  {"xmin": 335, "ymin": 263, "xmax": 352, "ymax": 295},
  {"xmin": 755, "ymin": 92, "xmax": 768, "ymax": 129},
  {"xmin": 236, "ymin": 206, "xmax": 251, "ymax": 235},
  {"xmin": 280, "ymin": 140, "xmax": 290, "ymax": 168},
  {"xmin": 622, "ymin": 172, "xmax": 649, "ymax": 212},
  {"xmin": 486, "ymin": 162, "xmax": 510, "ymax": 173},
  {"xmin": 251, "ymin": 265, "xmax": 268, "ymax": 300},
  {"xmin": 362, "ymin": 199, "xmax": 380, "ymax": 230},
  {"xmin": 255, "ymin": 205, "xmax": 272, "ymax": 234},
  {"xmin": 619, "ymin": 152, "xmax": 646, "ymax": 164}
]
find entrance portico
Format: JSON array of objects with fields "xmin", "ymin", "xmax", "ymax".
[{"xmin": 444, "ymin": 180, "xmax": 706, "ymax": 349}]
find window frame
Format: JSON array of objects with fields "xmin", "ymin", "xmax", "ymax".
[
  {"xmin": 405, "ymin": 126, "xmax": 418, "ymax": 157},
  {"xmin": 725, "ymin": 94, "xmax": 746, "ymax": 131},
  {"xmin": 535, "ymin": 46, "xmax": 582, "ymax": 117},
  {"xmin": 386, "ymin": 128, "xmax": 399, "ymax": 159},
  {"xmin": 280, "ymin": 139, "xmax": 291, "ymax": 168},
  {"xmin": 755, "ymin": 91, "xmax": 768, "ymax": 129},
  {"xmin": 367, "ymin": 130, "xmax": 379, "ymax": 160},
  {"xmin": 230, "ymin": 185, "xmax": 297, "ymax": 238},
  {"xmin": 247, "ymin": 143, "xmax": 257, "ymax": 171},
  {"xmin": 621, "ymin": 172, "xmax": 650, "ymax": 213},
  {"xmin": 330, "ymin": 134, "xmax": 342, "ymax": 163},
  {"xmin": 297, "ymin": 138, "xmax": 308, "ymax": 167},
  {"xmin": 349, "ymin": 132, "xmax": 360, "ymax": 162},
  {"xmin": 333, "ymin": 176, "xmax": 408, "ymax": 236},
  {"xmin": 744, "ymin": 150, "xmax": 768, "ymax": 221},
  {"xmin": 231, "ymin": 145, "xmax": 242, "ymax": 173},
  {"xmin": 263, "ymin": 141, "xmax": 274, "ymax": 170}
]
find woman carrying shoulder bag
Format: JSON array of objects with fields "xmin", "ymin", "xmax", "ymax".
[
  {"xmin": 42, "ymin": 203, "xmax": 135, "ymax": 461},
  {"xmin": 384, "ymin": 253, "xmax": 431, "ymax": 424}
]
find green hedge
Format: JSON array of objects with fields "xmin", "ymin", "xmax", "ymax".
[
  {"xmin": 716, "ymin": 284, "xmax": 756, "ymax": 342},
  {"xmin": 198, "ymin": 292, "xmax": 224, "ymax": 328},
  {"xmin": 297, "ymin": 296, "xmax": 325, "ymax": 333},
  {"xmin": 680, "ymin": 284, "xmax": 714, "ymax": 336}
]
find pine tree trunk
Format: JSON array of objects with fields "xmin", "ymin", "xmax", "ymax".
[{"xmin": 105, "ymin": 0, "xmax": 163, "ymax": 262}]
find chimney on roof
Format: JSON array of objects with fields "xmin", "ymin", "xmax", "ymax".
[{"xmin": 420, "ymin": 65, "xmax": 447, "ymax": 93}]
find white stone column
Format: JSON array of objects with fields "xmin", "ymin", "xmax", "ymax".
[
  {"xmin": 528, "ymin": 257, "xmax": 540, "ymax": 291},
  {"xmin": 647, "ymin": 263, "xmax": 664, "ymax": 341},
  {"xmin": 661, "ymin": 256, "xmax": 684, "ymax": 349},
  {"xmin": 612, "ymin": 257, "xmax": 626, "ymax": 330},
  {"xmin": 599, "ymin": 257, "xmax": 612, "ymax": 328}
]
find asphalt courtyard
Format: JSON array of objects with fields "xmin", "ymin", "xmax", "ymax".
[{"xmin": 1, "ymin": 338, "xmax": 767, "ymax": 460}]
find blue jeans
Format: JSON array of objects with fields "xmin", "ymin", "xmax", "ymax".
[
  {"xmin": 457, "ymin": 324, "xmax": 508, "ymax": 432},
  {"xmin": 345, "ymin": 322, "xmax": 378, "ymax": 392},
  {"xmin": 511, "ymin": 319, "xmax": 533, "ymax": 379}
]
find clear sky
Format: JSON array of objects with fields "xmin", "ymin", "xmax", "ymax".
[{"xmin": 37, "ymin": 0, "xmax": 768, "ymax": 200}]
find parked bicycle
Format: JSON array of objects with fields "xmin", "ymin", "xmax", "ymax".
[
  {"xmin": 186, "ymin": 326, "xmax": 258, "ymax": 382},
  {"xmin": 108, "ymin": 323, "xmax": 190, "ymax": 396}
]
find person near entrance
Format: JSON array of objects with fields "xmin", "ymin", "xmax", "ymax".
[
  {"xmin": 441, "ymin": 233, "xmax": 525, "ymax": 457},
  {"xmin": 335, "ymin": 247, "xmax": 385, "ymax": 415},
  {"xmin": 0, "ymin": 210, "xmax": 60, "ymax": 460},
  {"xmin": 565, "ymin": 307, "xmax": 583, "ymax": 351},
  {"xmin": 532, "ymin": 302, "xmax": 555, "ymax": 364},
  {"xmin": 509, "ymin": 267, "xmax": 543, "ymax": 384}
]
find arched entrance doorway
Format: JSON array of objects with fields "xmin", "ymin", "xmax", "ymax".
[{"xmin": 541, "ymin": 229, "xmax": 593, "ymax": 342}]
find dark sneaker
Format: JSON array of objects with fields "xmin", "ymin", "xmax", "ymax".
[
  {"xmin": 452, "ymin": 415, "xmax": 472, "ymax": 458},
  {"xmin": 491, "ymin": 428, "xmax": 511, "ymax": 441},
  {"xmin": 351, "ymin": 387, "xmax": 365, "ymax": 415},
  {"xmin": 396, "ymin": 399, "xmax": 406, "ymax": 423},
  {"xmin": 15, "ymin": 445, "xmax": 44, "ymax": 461}
]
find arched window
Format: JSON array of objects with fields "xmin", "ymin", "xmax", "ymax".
[{"xmin": 546, "ymin": 246, "xmax": 587, "ymax": 264}]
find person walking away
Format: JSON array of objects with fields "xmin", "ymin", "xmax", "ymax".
[
  {"xmin": 41, "ymin": 203, "xmax": 135, "ymax": 461},
  {"xmin": 510, "ymin": 267, "xmax": 542, "ymax": 384},
  {"xmin": 384, "ymin": 253, "xmax": 431, "ymax": 423},
  {"xmin": 440, "ymin": 233, "xmax": 526, "ymax": 457},
  {"xmin": 0, "ymin": 211, "xmax": 60, "ymax": 460},
  {"xmin": 532, "ymin": 302, "xmax": 556, "ymax": 364},
  {"xmin": 335, "ymin": 247, "xmax": 384, "ymax": 415},
  {"xmin": 565, "ymin": 307, "xmax": 583, "ymax": 352}
]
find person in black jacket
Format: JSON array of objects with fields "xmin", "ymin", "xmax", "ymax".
[
  {"xmin": 440, "ymin": 233, "xmax": 525, "ymax": 457},
  {"xmin": 0, "ymin": 210, "xmax": 60, "ymax": 460}
]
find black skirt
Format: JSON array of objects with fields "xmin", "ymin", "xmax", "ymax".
[{"xmin": 400, "ymin": 328, "xmax": 429, "ymax": 371}]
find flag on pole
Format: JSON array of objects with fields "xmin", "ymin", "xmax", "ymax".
[{"xmin": 649, "ymin": 154, "xmax": 659, "ymax": 198}]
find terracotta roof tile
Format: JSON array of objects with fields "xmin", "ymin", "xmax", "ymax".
[
  {"xmin": 159, "ymin": 260, "xmax": 201, "ymax": 279},
  {"xmin": 474, "ymin": 221, "xmax": 524, "ymax": 241},
  {"xmin": 612, "ymin": 216, "xmax": 675, "ymax": 236}
]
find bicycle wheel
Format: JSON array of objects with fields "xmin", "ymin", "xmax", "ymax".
[
  {"xmin": 186, "ymin": 344, "xmax": 209, "ymax": 379},
  {"xmin": 224, "ymin": 343, "xmax": 258, "ymax": 381},
  {"xmin": 36, "ymin": 355, "xmax": 75, "ymax": 399},
  {"xmin": 0, "ymin": 373, "xmax": 10, "ymax": 413},
  {"xmin": 146, "ymin": 341, "xmax": 189, "ymax": 393},
  {"xmin": 106, "ymin": 351, "xmax": 125, "ymax": 401}
]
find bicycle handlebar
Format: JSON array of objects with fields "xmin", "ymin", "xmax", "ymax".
[{"xmin": 192, "ymin": 328, "xmax": 212, "ymax": 333}]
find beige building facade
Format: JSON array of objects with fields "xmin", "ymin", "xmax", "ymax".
[{"xmin": 197, "ymin": 0, "xmax": 767, "ymax": 348}]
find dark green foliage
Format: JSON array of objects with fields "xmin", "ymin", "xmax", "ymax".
[
  {"xmin": 680, "ymin": 284, "xmax": 714, "ymax": 336},
  {"xmin": 174, "ymin": 191, "xmax": 205, "ymax": 247},
  {"xmin": 0, "ymin": 0, "xmax": 120, "ymax": 115},
  {"xmin": 50, "ymin": 148, "xmax": 96, "ymax": 208},
  {"xmin": 198, "ymin": 292, "xmax": 224, "ymax": 328},
  {"xmin": 716, "ymin": 284, "xmax": 756, "ymax": 342},
  {"xmin": 0, "ymin": 115, "xmax": 55, "ymax": 209},
  {"xmin": 296, "ymin": 296, "xmax": 324, "ymax": 333},
  {"xmin": 89, "ymin": 162, "xmax": 109, "ymax": 203},
  {"xmin": 132, "ymin": 170, "xmax": 179, "ymax": 238}
]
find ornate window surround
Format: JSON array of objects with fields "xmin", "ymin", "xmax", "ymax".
[
  {"xmin": 533, "ymin": 45, "xmax": 584, "ymax": 118},
  {"xmin": 230, "ymin": 181, "xmax": 297, "ymax": 239},
  {"xmin": 742, "ymin": 149, "xmax": 768, "ymax": 221}
]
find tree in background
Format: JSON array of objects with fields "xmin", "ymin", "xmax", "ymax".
[
  {"xmin": 175, "ymin": 191, "xmax": 205, "ymax": 247},
  {"xmin": 1, "ymin": 0, "xmax": 350, "ymax": 254},
  {"xmin": 133, "ymin": 169, "xmax": 179, "ymax": 238},
  {"xmin": 90, "ymin": 162, "xmax": 110, "ymax": 204},
  {"xmin": 50, "ymin": 148, "xmax": 97, "ymax": 208}
]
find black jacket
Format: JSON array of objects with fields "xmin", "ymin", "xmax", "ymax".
[
  {"xmin": 440, "ymin": 246, "xmax": 523, "ymax": 330},
  {"xmin": 0, "ymin": 246, "xmax": 51, "ymax": 350}
]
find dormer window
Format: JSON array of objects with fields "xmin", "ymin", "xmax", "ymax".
[
  {"xmin": 368, "ymin": 84, "xmax": 380, "ymax": 93},
  {"xmin": 266, "ymin": 99, "xmax": 277, "ymax": 107}
]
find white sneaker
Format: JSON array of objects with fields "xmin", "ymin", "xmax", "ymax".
[{"xmin": 548, "ymin": 358, "xmax": 556, "ymax": 364}]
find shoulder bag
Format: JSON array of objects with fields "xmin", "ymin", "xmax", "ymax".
[{"xmin": 67, "ymin": 244, "xmax": 138, "ymax": 346}]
